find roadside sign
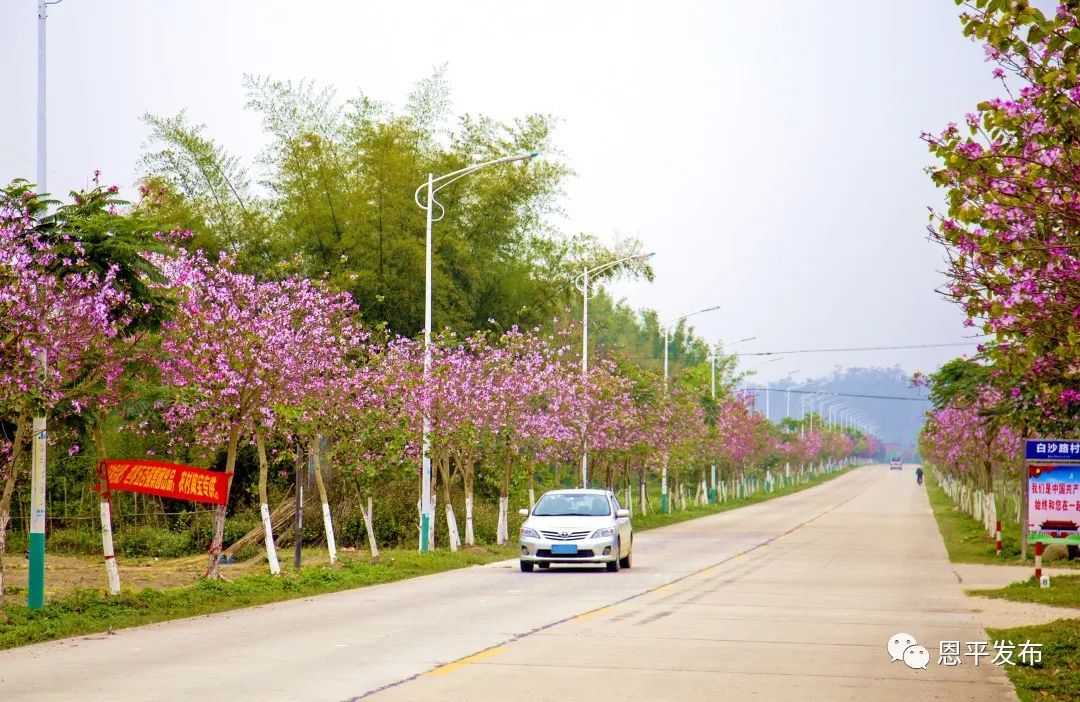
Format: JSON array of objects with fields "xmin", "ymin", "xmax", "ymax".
[
  {"xmin": 1026, "ymin": 439, "xmax": 1080, "ymax": 461},
  {"xmin": 1027, "ymin": 439, "xmax": 1080, "ymax": 546},
  {"xmin": 98, "ymin": 459, "xmax": 229, "ymax": 505}
]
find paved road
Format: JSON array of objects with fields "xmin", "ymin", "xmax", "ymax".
[{"xmin": 0, "ymin": 465, "xmax": 1015, "ymax": 701}]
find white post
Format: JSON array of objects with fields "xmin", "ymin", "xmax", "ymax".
[
  {"xmin": 420, "ymin": 172, "xmax": 434, "ymax": 552},
  {"xmin": 581, "ymin": 265, "xmax": 588, "ymax": 488},
  {"xmin": 710, "ymin": 353, "xmax": 717, "ymax": 502},
  {"xmin": 661, "ymin": 327, "xmax": 669, "ymax": 513}
]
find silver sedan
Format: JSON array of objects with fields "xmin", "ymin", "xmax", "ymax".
[{"xmin": 518, "ymin": 489, "xmax": 633, "ymax": 572}]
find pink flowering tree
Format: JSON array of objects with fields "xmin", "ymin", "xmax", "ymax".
[
  {"xmin": 323, "ymin": 338, "xmax": 420, "ymax": 560},
  {"xmin": 924, "ymin": 3, "xmax": 1080, "ymax": 433},
  {"xmin": 0, "ymin": 180, "xmax": 174, "ymax": 597},
  {"xmin": 156, "ymin": 251, "xmax": 360, "ymax": 577}
]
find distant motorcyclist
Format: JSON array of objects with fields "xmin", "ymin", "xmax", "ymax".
[{"xmin": 915, "ymin": 467, "xmax": 924, "ymax": 486}]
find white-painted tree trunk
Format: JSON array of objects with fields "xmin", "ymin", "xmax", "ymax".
[
  {"xmin": 529, "ymin": 486, "xmax": 536, "ymax": 510},
  {"xmin": 445, "ymin": 502, "xmax": 461, "ymax": 551},
  {"xmin": 321, "ymin": 502, "xmax": 337, "ymax": 564},
  {"xmin": 100, "ymin": 498, "xmax": 121, "ymax": 594},
  {"xmin": 465, "ymin": 494, "xmax": 475, "ymax": 546},
  {"xmin": 625, "ymin": 483, "xmax": 632, "ymax": 515},
  {"xmin": 255, "ymin": 431, "xmax": 280, "ymax": 576},
  {"xmin": 639, "ymin": 479, "xmax": 648, "ymax": 516},
  {"xmin": 310, "ymin": 437, "xmax": 336, "ymax": 565},
  {"xmin": 360, "ymin": 496, "xmax": 379, "ymax": 560},
  {"xmin": 261, "ymin": 502, "xmax": 281, "ymax": 575},
  {"xmin": 496, "ymin": 496, "xmax": 509, "ymax": 544}
]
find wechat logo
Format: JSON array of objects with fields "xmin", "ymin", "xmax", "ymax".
[{"xmin": 888, "ymin": 632, "xmax": 929, "ymax": 670}]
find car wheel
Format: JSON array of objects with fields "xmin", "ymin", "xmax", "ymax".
[
  {"xmin": 606, "ymin": 541, "xmax": 621, "ymax": 572},
  {"xmin": 619, "ymin": 540, "xmax": 632, "ymax": 569},
  {"xmin": 538, "ymin": 562, "xmax": 550, "ymax": 569},
  {"xmin": 520, "ymin": 560, "xmax": 534, "ymax": 573}
]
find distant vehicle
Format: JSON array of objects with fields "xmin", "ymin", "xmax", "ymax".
[
  {"xmin": 1039, "ymin": 520, "xmax": 1079, "ymax": 539},
  {"xmin": 518, "ymin": 489, "xmax": 632, "ymax": 573},
  {"xmin": 889, "ymin": 458, "xmax": 903, "ymax": 470}
]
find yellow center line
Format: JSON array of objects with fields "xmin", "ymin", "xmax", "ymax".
[
  {"xmin": 652, "ymin": 583, "xmax": 675, "ymax": 595},
  {"xmin": 572, "ymin": 605, "xmax": 614, "ymax": 622},
  {"xmin": 425, "ymin": 647, "xmax": 505, "ymax": 676}
]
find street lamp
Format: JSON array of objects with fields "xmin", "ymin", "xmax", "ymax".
[
  {"xmin": 784, "ymin": 376, "xmax": 807, "ymax": 423},
  {"xmin": 413, "ymin": 151, "xmax": 537, "ymax": 552},
  {"xmin": 742, "ymin": 356, "xmax": 783, "ymax": 418},
  {"xmin": 810, "ymin": 395, "xmax": 840, "ymax": 433},
  {"xmin": 704, "ymin": 336, "xmax": 752, "ymax": 503},
  {"xmin": 661, "ymin": 304, "xmax": 721, "ymax": 513},
  {"xmin": 29, "ymin": 0, "xmax": 63, "ymax": 612},
  {"xmin": 575, "ymin": 251, "xmax": 655, "ymax": 488},
  {"xmin": 799, "ymin": 392, "xmax": 827, "ymax": 436}
]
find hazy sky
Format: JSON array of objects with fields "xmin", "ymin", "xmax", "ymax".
[{"xmin": 1, "ymin": 0, "xmax": 1000, "ymax": 384}]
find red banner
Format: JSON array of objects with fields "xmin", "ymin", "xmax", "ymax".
[{"xmin": 102, "ymin": 459, "xmax": 228, "ymax": 505}]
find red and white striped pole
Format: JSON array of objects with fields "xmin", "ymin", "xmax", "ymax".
[
  {"xmin": 995, "ymin": 520, "xmax": 1002, "ymax": 556},
  {"xmin": 1034, "ymin": 541, "xmax": 1044, "ymax": 580}
]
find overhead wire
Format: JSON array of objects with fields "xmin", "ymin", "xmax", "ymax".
[{"xmin": 735, "ymin": 341, "xmax": 984, "ymax": 356}]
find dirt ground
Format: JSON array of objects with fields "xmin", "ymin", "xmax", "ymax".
[
  {"xmin": 1, "ymin": 547, "xmax": 345, "ymax": 598},
  {"xmin": 958, "ymin": 563, "xmax": 1080, "ymax": 628}
]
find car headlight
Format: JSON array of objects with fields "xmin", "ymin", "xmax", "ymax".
[
  {"xmin": 520, "ymin": 527, "xmax": 540, "ymax": 539},
  {"xmin": 591, "ymin": 527, "xmax": 616, "ymax": 538}
]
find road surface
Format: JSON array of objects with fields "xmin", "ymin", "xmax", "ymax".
[{"xmin": 0, "ymin": 465, "xmax": 1015, "ymax": 701}]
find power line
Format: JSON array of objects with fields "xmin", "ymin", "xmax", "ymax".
[
  {"xmin": 736, "ymin": 342, "xmax": 982, "ymax": 356},
  {"xmin": 741, "ymin": 387, "xmax": 931, "ymax": 402}
]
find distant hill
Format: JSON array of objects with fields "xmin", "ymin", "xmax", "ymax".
[{"xmin": 748, "ymin": 366, "xmax": 930, "ymax": 457}]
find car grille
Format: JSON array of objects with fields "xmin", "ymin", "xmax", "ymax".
[
  {"xmin": 537, "ymin": 549, "xmax": 595, "ymax": 558},
  {"xmin": 540, "ymin": 530, "xmax": 591, "ymax": 541}
]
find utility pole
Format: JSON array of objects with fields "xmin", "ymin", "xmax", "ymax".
[{"xmin": 29, "ymin": 0, "xmax": 61, "ymax": 611}]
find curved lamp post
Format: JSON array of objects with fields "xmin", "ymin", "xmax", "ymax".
[
  {"xmin": 574, "ymin": 252, "xmax": 655, "ymax": 488},
  {"xmin": 413, "ymin": 151, "xmax": 537, "ymax": 552},
  {"xmin": 705, "ymin": 336, "xmax": 753, "ymax": 502}
]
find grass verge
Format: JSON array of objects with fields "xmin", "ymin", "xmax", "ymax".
[
  {"xmin": 631, "ymin": 464, "xmax": 857, "ymax": 532},
  {"xmin": 926, "ymin": 471, "xmax": 1021, "ymax": 564},
  {"xmin": 969, "ymin": 574, "xmax": 1080, "ymax": 609},
  {"xmin": 924, "ymin": 472, "xmax": 1080, "ymax": 567},
  {"xmin": 0, "ymin": 463, "xmax": 859, "ymax": 651},
  {"xmin": 0, "ymin": 545, "xmax": 514, "ymax": 650},
  {"xmin": 987, "ymin": 619, "xmax": 1080, "ymax": 702}
]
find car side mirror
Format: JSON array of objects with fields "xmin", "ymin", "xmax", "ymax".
[
  {"xmin": 616, "ymin": 509, "xmax": 630, "ymax": 518},
  {"xmin": 518, "ymin": 508, "xmax": 529, "ymax": 517}
]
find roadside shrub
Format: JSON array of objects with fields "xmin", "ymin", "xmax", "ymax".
[{"xmin": 115, "ymin": 526, "xmax": 190, "ymax": 558}]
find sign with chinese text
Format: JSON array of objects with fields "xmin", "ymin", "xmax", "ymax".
[
  {"xmin": 1028, "ymin": 464, "xmax": 1080, "ymax": 545},
  {"xmin": 102, "ymin": 459, "xmax": 228, "ymax": 505},
  {"xmin": 1026, "ymin": 439, "xmax": 1080, "ymax": 461}
]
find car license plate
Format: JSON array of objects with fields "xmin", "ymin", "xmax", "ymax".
[{"xmin": 551, "ymin": 544, "xmax": 578, "ymax": 555}]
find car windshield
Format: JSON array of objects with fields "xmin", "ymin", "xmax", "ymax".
[{"xmin": 531, "ymin": 493, "xmax": 611, "ymax": 517}]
